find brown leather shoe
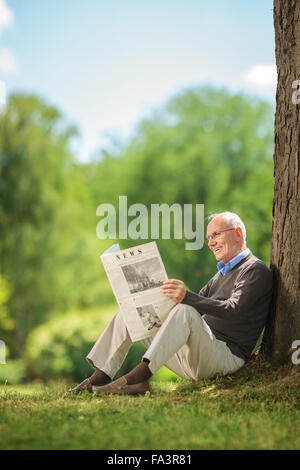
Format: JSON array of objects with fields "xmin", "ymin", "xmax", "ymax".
[
  {"xmin": 92, "ymin": 376, "xmax": 151, "ymax": 396},
  {"xmin": 67, "ymin": 378, "xmax": 94, "ymax": 394}
]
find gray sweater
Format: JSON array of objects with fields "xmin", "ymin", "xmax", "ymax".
[{"xmin": 181, "ymin": 252, "xmax": 273, "ymax": 362}]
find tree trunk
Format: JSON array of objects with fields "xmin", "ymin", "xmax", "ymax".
[{"xmin": 263, "ymin": 0, "xmax": 300, "ymax": 364}]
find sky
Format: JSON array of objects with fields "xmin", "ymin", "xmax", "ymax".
[{"xmin": 0, "ymin": 0, "xmax": 276, "ymax": 162}]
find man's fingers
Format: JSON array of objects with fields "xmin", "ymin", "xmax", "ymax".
[
  {"xmin": 161, "ymin": 289, "xmax": 178, "ymax": 294},
  {"xmin": 160, "ymin": 285, "xmax": 180, "ymax": 292},
  {"xmin": 162, "ymin": 279, "xmax": 183, "ymax": 286}
]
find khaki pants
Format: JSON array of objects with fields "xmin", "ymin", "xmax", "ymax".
[{"xmin": 86, "ymin": 304, "xmax": 245, "ymax": 381}]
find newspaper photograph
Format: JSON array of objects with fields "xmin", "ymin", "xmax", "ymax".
[{"xmin": 100, "ymin": 241, "xmax": 176, "ymax": 341}]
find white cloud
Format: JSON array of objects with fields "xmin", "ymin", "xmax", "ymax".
[
  {"xmin": 0, "ymin": 0, "xmax": 13, "ymax": 34},
  {"xmin": 0, "ymin": 48, "xmax": 18, "ymax": 74},
  {"xmin": 242, "ymin": 63, "xmax": 277, "ymax": 92},
  {"xmin": 0, "ymin": 2, "xmax": 17, "ymax": 76}
]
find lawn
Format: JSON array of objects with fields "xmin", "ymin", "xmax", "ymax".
[{"xmin": 0, "ymin": 355, "xmax": 299, "ymax": 450}]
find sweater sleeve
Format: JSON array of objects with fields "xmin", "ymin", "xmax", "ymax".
[{"xmin": 181, "ymin": 264, "xmax": 273, "ymax": 321}]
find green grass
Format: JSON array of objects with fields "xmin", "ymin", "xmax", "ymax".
[{"xmin": 0, "ymin": 355, "xmax": 299, "ymax": 450}]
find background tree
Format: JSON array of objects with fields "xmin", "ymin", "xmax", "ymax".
[
  {"xmin": 0, "ymin": 94, "xmax": 106, "ymax": 358},
  {"xmin": 263, "ymin": 0, "xmax": 300, "ymax": 364},
  {"xmin": 89, "ymin": 87, "xmax": 274, "ymax": 292}
]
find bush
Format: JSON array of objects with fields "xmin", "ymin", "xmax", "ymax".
[
  {"xmin": 0, "ymin": 359, "xmax": 26, "ymax": 385},
  {"xmin": 26, "ymin": 306, "xmax": 117, "ymax": 382}
]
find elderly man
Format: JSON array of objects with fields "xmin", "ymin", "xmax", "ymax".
[{"xmin": 68, "ymin": 211, "xmax": 273, "ymax": 395}]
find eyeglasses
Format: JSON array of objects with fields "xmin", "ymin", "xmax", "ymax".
[{"xmin": 206, "ymin": 228, "xmax": 235, "ymax": 243}]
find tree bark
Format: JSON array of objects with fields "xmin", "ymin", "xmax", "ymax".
[{"xmin": 264, "ymin": 0, "xmax": 300, "ymax": 364}]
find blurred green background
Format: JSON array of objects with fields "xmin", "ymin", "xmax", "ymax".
[{"xmin": 0, "ymin": 86, "xmax": 274, "ymax": 385}]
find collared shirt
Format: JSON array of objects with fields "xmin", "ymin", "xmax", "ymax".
[{"xmin": 217, "ymin": 248, "xmax": 250, "ymax": 276}]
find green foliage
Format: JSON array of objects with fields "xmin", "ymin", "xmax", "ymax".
[
  {"xmin": 89, "ymin": 87, "xmax": 274, "ymax": 291},
  {"xmin": 0, "ymin": 94, "xmax": 111, "ymax": 357},
  {"xmin": 0, "ymin": 94, "xmax": 78, "ymax": 354},
  {"xmin": 0, "ymin": 274, "xmax": 13, "ymax": 331},
  {"xmin": 0, "ymin": 359, "xmax": 26, "ymax": 385},
  {"xmin": 25, "ymin": 307, "xmax": 117, "ymax": 382}
]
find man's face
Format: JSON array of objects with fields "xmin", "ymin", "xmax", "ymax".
[{"xmin": 206, "ymin": 216, "xmax": 244, "ymax": 264}]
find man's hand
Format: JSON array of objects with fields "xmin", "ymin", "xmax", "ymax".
[{"xmin": 160, "ymin": 279, "xmax": 186, "ymax": 303}]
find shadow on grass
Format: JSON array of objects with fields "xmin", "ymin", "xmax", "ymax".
[{"xmin": 167, "ymin": 352, "xmax": 300, "ymax": 399}]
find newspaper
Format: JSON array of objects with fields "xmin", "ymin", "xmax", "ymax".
[{"xmin": 101, "ymin": 241, "xmax": 176, "ymax": 341}]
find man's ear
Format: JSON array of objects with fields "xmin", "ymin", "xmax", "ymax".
[{"xmin": 236, "ymin": 227, "xmax": 243, "ymax": 239}]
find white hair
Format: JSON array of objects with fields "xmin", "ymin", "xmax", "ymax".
[{"xmin": 208, "ymin": 211, "xmax": 247, "ymax": 244}]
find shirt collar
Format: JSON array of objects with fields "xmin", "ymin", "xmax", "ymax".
[{"xmin": 217, "ymin": 248, "xmax": 250, "ymax": 276}]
